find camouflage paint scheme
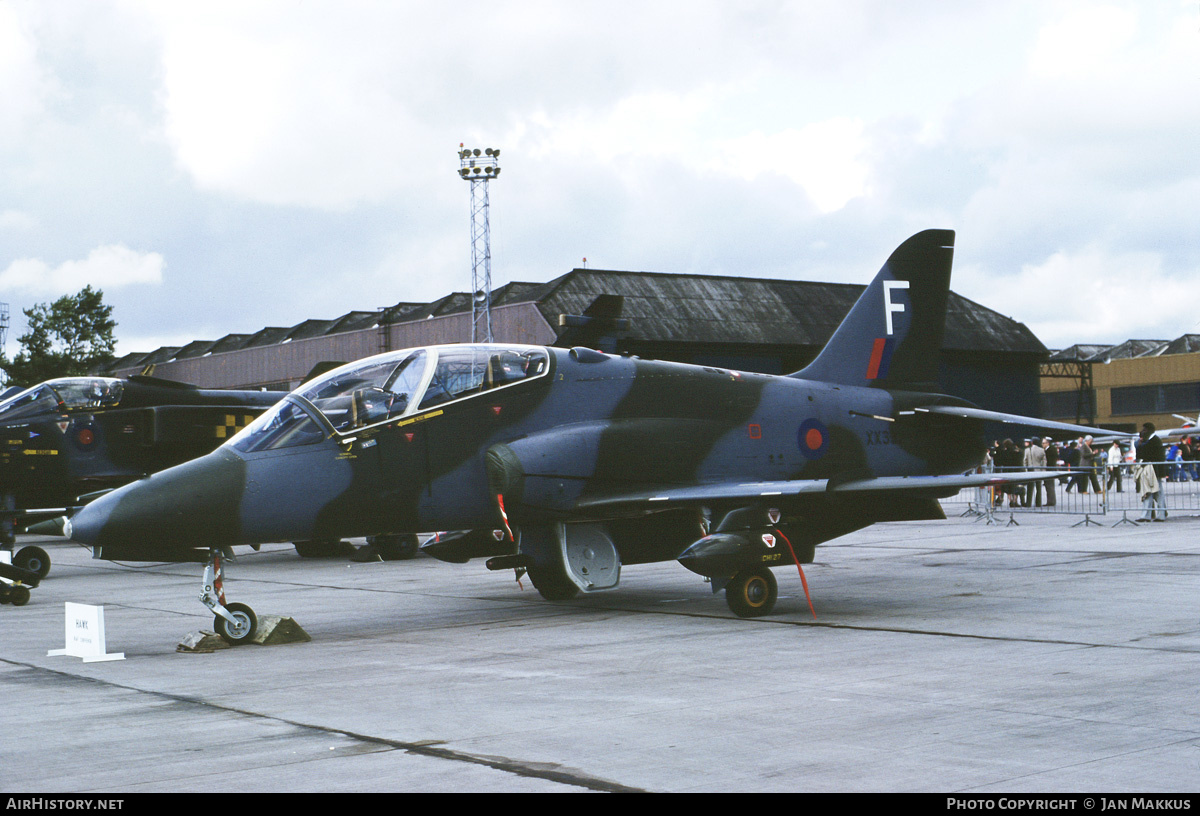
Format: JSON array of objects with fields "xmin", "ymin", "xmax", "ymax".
[
  {"xmin": 0, "ymin": 375, "xmax": 283, "ymax": 517},
  {"xmin": 67, "ymin": 230, "xmax": 1106, "ymax": 621}
]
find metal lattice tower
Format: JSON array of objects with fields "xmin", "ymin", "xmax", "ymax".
[
  {"xmin": 0, "ymin": 303, "xmax": 8, "ymax": 386},
  {"xmin": 458, "ymin": 145, "xmax": 501, "ymax": 343}
]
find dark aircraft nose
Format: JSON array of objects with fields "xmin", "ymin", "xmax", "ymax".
[{"xmin": 68, "ymin": 449, "xmax": 248, "ymax": 551}]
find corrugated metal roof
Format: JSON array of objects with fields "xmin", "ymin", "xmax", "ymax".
[
  {"xmin": 286, "ymin": 319, "xmax": 339, "ymax": 342},
  {"xmin": 1049, "ymin": 344, "xmax": 1111, "ymax": 362},
  {"xmin": 1047, "ymin": 337, "xmax": 1200, "ymax": 364},
  {"xmin": 493, "ymin": 280, "xmax": 557, "ymax": 306},
  {"xmin": 380, "ymin": 302, "xmax": 430, "ymax": 324},
  {"xmin": 173, "ymin": 340, "xmax": 217, "ymax": 360},
  {"xmin": 532, "ymin": 269, "xmax": 1045, "ymax": 354},
  {"xmin": 1157, "ymin": 334, "xmax": 1200, "ymax": 356},
  {"xmin": 328, "ymin": 311, "xmax": 381, "ymax": 334},
  {"xmin": 1085, "ymin": 339, "xmax": 1168, "ymax": 362},
  {"xmin": 210, "ymin": 334, "xmax": 253, "ymax": 354},
  {"xmin": 243, "ymin": 327, "xmax": 291, "ymax": 348},
  {"xmin": 109, "ymin": 266, "xmax": 1052, "ymax": 369},
  {"xmin": 140, "ymin": 346, "xmax": 181, "ymax": 364},
  {"xmin": 108, "ymin": 350, "xmax": 151, "ymax": 370},
  {"xmin": 429, "ymin": 292, "xmax": 473, "ymax": 317}
]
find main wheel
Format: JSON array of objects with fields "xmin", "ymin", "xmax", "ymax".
[
  {"xmin": 14, "ymin": 546, "xmax": 50, "ymax": 579},
  {"xmin": 293, "ymin": 540, "xmax": 350, "ymax": 558},
  {"xmin": 526, "ymin": 564, "xmax": 580, "ymax": 601},
  {"xmin": 214, "ymin": 602, "xmax": 258, "ymax": 645},
  {"xmin": 9, "ymin": 585, "xmax": 30, "ymax": 606},
  {"xmin": 726, "ymin": 567, "xmax": 777, "ymax": 618},
  {"xmin": 368, "ymin": 533, "xmax": 419, "ymax": 560}
]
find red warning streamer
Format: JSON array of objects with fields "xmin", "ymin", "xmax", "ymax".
[
  {"xmin": 495, "ymin": 494, "xmax": 523, "ymax": 590},
  {"xmin": 774, "ymin": 528, "xmax": 817, "ymax": 620},
  {"xmin": 213, "ymin": 551, "xmax": 226, "ymax": 606},
  {"xmin": 496, "ymin": 493, "xmax": 515, "ymax": 542}
]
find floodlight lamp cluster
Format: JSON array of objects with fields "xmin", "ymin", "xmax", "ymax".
[{"xmin": 458, "ymin": 146, "xmax": 501, "ymax": 179}]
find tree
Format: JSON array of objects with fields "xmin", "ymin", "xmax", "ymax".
[{"xmin": 0, "ymin": 286, "xmax": 117, "ymax": 387}]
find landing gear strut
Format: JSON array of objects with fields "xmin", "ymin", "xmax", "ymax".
[
  {"xmin": 0, "ymin": 493, "xmax": 36, "ymax": 602},
  {"xmin": 201, "ymin": 549, "xmax": 258, "ymax": 645}
]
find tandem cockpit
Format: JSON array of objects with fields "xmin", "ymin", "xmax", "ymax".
[
  {"xmin": 227, "ymin": 345, "xmax": 551, "ymax": 453},
  {"xmin": 0, "ymin": 377, "xmax": 124, "ymax": 422}
]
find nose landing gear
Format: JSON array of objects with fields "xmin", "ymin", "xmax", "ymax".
[{"xmin": 201, "ymin": 548, "xmax": 258, "ymax": 645}]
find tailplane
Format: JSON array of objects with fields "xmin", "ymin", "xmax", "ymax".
[{"xmin": 793, "ymin": 229, "xmax": 954, "ymax": 390}]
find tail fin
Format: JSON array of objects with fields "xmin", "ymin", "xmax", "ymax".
[{"xmin": 793, "ymin": 229, "xmax": 955, "ymax": 390}]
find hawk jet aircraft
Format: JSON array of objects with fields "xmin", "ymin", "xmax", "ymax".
[
  {"xmin": 65, "ymin": 230, "xmax": 1113, "ymax": 641},
  {"xmin": 0, "ymin": 373, "xmax": 283, "ymax": 590}
]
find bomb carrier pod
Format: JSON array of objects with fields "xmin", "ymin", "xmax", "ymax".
[{"xmin": 0, "ymin": 557, "xmax": 42, "ymax": 606}]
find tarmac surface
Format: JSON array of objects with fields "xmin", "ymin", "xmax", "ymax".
[{"xmin": 3, "ymin": 506, "xmax": 1200, "ymax": 793}]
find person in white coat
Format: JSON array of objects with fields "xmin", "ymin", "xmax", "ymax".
[
  {"xmin": 1106, "ymin": 441, "xmax": 1124, "ymax": 493},
  {"xmin": 1022, "ymin": 437, "xmax": 1047, "ymax": 507}
]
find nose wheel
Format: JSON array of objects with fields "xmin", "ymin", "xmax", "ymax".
[
  {"xmin": 201, "ymin": 549, "xmax": 259, "ymax": 645},
  {"xmin": 214, "ymin": 602, "xmax": 258, "ymax": 645}
]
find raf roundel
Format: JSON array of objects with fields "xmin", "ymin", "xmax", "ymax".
[
  {"xmin": 73, "ymin": 422, "xmax": 99, "ymax": 451},
  {"xmin": 797, "ymin": 418, "xmax": 829, "ymax": 459}
]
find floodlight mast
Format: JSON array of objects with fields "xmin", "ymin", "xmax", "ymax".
[
  {"xmin": 0, "ymin": 302, "xmax": 7, "ymax": 386},
  {"xmin": 458, "ymin": 145, "xmax": 501, "ymax": 343}
]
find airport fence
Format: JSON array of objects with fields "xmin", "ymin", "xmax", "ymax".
[{"xmin": 938, "ymin": 462, "xmax": 1200, "ymax": 526}]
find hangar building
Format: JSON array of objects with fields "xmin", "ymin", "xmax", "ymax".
[
  {"xmin": 1040, "ymin": 336, "xmax": 1200, "ymax": 434},
  {"xmin": 102, "ymin": 267, "xmax": 1049, "ymax": 417}
]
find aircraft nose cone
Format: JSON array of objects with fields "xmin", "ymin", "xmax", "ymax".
[
  {"xmin": 64, "ymin": 498, "xmax": 111, "ymax": 547},
  {"xmin": 68, "ymin": 449, "xmax": 247, "ymax": 550}
]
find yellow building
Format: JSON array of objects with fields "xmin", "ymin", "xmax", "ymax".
[{"xmin": 1041, "ymin": 336, "xmax": 1200, "ymax": 433}]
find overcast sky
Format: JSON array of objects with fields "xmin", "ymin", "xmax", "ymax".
[{"xmin": 1, "ymin": 0, "xmax": 1197, "ymax": 360}]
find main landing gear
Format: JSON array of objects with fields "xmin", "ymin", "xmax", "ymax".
[
  {"xmin": 0, "ymin": 547, "xmax": 46, "ymax": 607},
  {"xmin": 12, "ymin": 546, "xmax": 51, "ymax": 579},
  {"xmin": 0, "ymin": 580, "xmax": 32, "ymax": 607},
  {"xmin": 201, "ymin": 548, "xmax": 258, "ymax": 645},
  {"xmin": 725, "ymin": 566, "xmax": 778, "ymax": 618}
]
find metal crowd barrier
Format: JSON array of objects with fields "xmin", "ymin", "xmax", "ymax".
[{"xmin": 938, "ymin": 463, "xmax": 1200, "ymax": 526}]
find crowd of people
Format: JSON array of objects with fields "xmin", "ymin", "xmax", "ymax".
[{"xmin": 982, "ymin": 423, "xmax": 1190, "ymax": 521}]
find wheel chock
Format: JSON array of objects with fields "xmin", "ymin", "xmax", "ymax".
[
  {"xmin": 177, "ymin": 615, "xmax": 310, "ymax": 652},
  {"xmin": 250, "ymin": 615, "xmax": 311, "ymax": 645}
]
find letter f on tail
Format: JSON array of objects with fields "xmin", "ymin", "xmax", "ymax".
[{"xmin": 793, "ymin": 229, "xmax": 954, "ymax": 391}]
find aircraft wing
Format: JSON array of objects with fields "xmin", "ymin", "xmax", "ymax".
[
  {"xmin": 826, "ymin": 470, "xmax": 1062, "ymax": 492},
  {"xmin": 1148, "ymin": 425, "xmax": 1198, "ymax": 441},
  {"xmin": 575, "ymin": 479, "xmax": 832, "ymax": 511},
  {"xmin": 575, "ymin": 470, "xmax": 1059, "ymax": 512},
  {"xmin": 910, "ymin": 405, "xmax": 1135, "ymax": 439},
  {"xmin": 0, "ymin": 507, "xmax": 74, "ymax": 525}
]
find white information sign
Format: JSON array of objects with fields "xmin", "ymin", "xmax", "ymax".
[{"xmin": 48, "ymin": 602, "xmax": 125, "ymax": 662}]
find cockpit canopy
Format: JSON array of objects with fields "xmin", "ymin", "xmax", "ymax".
[
  {"xmin": 0, "ymin": 377, "xmax": 124, "ymax": 421},
  {"xmin": 228, "ymin": 345, "xmax": 549, "ymax": 453}
]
